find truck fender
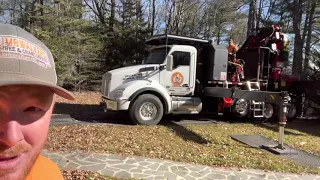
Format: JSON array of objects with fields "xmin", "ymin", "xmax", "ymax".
[{"xmin": 128, "ymin": 87, "xmax": 171, "ymax": 114}]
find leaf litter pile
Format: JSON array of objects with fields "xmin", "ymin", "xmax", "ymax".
[
  {"xmin": 62, "ymin": 169, "xmax": 137, "ymax": 180},
  {"xmin": 50, "ymin": 91, "xmax": 320, "ymax": 175}
]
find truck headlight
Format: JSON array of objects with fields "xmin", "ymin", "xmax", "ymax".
[{"xmin": 113, "ymin": 89, "xmax": 125, "ymax": 98}]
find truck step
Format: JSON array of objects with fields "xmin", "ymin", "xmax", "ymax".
[
  {"xmin": 251, "ymin": 100, "xmax": 265, "ymax": 118},
  {"xmin": 253, "ymin": 111, "xmax": 264, "ymax": 117},
  {"xmin": 246, "ymin": 81, "xmax": 261, "ymax": 91}
]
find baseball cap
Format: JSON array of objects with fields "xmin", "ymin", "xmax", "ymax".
[{"xmin": 0, "ymin": 23, "xmax": 75, "ymax": 100}]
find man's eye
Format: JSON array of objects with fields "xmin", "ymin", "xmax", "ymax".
[{"xmin": 24, "ymin": 107, "xmax": 43, "ymax": 112}]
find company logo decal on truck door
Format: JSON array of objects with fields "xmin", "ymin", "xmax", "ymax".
[{"xmin": 171, "ymin": 72, "xmax": 184, "ymax": 86}]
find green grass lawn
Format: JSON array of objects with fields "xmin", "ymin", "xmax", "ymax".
[{"xmin": 46, "ymin": 121, "xmax": 320, "ymax": 175}]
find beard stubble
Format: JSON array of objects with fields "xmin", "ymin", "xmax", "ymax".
[{"xmin": 0, "ymin": 140, "xmax": 45, "ymax": 180}]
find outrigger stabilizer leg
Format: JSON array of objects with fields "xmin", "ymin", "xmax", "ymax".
[
  {"xmin": 262, "ymin": 92, "xmax": 298, "ymax": 155},
  {"xmin": 278, "ymin": 92, "xmax": 290, "ymax": 149}
]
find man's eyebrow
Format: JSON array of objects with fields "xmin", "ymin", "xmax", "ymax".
[
  {"xmin": 24, "ymin": 90, "xmax": 54, "ymax": 101},
  {"xmin": 0, "ymin": 87, "xmax": 53, "ymax": 101},
  {"xmin": 23, "ymin": 92, "xmax": 45, "ymax": 101}
]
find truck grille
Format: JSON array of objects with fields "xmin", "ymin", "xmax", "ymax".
[{"xmin": 101, "ymin": 73, "xmax": 111, "ymax": 97}]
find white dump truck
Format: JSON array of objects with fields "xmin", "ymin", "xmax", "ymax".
[{"xmin": 100, "ymin": 34, "xmax": 289, "ymax": 125}]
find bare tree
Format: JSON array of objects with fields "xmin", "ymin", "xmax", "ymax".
[
  {"xmin": 83, "ymin": 0, "xmax": 108, "ymax": 26},
  {"xmin": 110, "ymin": 0, "xmax": 115, "ymax": 32},
  {"xmin": 304, "ymin": 0, "xmax": 317, "ymax": 71},
  {"xmin": 287, "ymin": 0, "xmax": 304, "ymax": 76},
  {"xmin": 246, "ymin": 0, "xmax": 256, "ymax": 38},
  {"xmin": 256, "ymin": 0, "xmax": 262, "ymax": 29}
]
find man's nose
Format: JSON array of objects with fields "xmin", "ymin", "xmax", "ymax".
[{"xmin": 0, "ymin": 114, "xmax": 23, "ymax": 148}]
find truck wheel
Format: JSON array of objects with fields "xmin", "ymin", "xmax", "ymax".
[
  {"xmin": 231, "ymin": 99, "xmax": 249, "ymax": 118},
  {"xmin": 286, "ymin": 103, "xmax": 297, "ymax": 122},
  {"xmin": 129, "ymin": 94, "xmax": 164, "ymax": 125},
  {"xmin": 264, "ymin": 103, "xmax": 274, "ymax": 119}
]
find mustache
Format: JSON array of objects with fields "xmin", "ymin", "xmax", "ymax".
[{"xmin": 0, "ymin": 143, "xmax": 32, "ymax": 157}]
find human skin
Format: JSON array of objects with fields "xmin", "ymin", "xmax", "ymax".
[{"xmin": 0, "ymin": 85, "xmax": 55, "ymax": 180}]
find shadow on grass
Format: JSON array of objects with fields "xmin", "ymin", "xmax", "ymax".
[
  {"xmin": 248, "ymin": 121, "xmax": 303, "ymax": 136},
  {"xmin": 53, "ymin": 102, "xmax": 320, "ymax": 138},
  {"xmin": 162, "ymin": 121, "xmax": 211, "ymax": 145},
  {"xmin": 285, "ymin": 119, "xmax": 320, "ymax": 137},
  {"xmin": 245, "ymin": 118, "xmax": 320, "ymax": 138}
]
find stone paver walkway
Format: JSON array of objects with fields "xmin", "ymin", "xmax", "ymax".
[{"xmin": 41, "ymin": 150, "xmax": 320, "ymax": 180}]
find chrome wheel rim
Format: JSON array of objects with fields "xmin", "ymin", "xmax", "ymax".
[
  {"xmin": 264, "ymin": 103, "xmax": 274, "ymax": 119},
  {"xmin": 139, "ymin": 102, "xmax": 158, "ymax": 121},
  {"xmin": 233, "ymin": 99, "xmax": 249, "ymax": 117}
]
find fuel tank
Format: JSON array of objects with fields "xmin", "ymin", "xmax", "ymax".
[{"xmin": 171, "ymin": 96, "xmax": 202, "ymax": 114}]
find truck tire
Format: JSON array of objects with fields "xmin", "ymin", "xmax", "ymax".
[
  {"xmin": 129, "ymin": 94, "xmax": 164, "ymax": 125},
  {"xmin": 286, "ymin": 103, "xmax": 297, "ymax": 122},
  {"xmin": 264, "ymin": 103, "xmax": 274, "ymax": 120}
]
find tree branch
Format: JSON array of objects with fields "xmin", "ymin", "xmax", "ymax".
[{"xmin": 84, "ymin": 0, "xmax": 100, "ymax": 18}]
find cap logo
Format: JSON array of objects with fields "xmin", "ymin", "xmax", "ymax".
[{"xmin": 0, "ymin": 35, "xmax": 51, "ymax": 68}]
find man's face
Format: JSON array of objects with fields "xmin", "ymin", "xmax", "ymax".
[{"xmin": 0, "ymin": 85, "xmax": 55, "ymax": 180}]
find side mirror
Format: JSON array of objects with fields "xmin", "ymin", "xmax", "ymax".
[{"xmin": 166, "ymin": 55, "xmax": 173, "ymax": 71}]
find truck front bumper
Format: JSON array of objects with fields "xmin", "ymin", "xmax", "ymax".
[{"xmin": 101, "ymin": 96, "xmax": 131, "ymax": 111}]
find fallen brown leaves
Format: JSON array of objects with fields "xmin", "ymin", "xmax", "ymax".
[
  {"xmin": 53, "ymin": 91, "xmax": 102, "ymax": 118},
  {"xmin": 46, "ymin": 123, "xmax": 320, "ymax": 175},
  {"xmin": 55, "ymin": 91, "xmax": 101, "ymax": 105},
  {"xmin": 62, "ymin": 169, "xmax": 136, "ymax": 180},
  {"xmin": 62, "ymin": 170, "xmax": 108, "ymax": 180}
]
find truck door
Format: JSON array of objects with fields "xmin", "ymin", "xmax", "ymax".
[{"xmin": 160, "ymin": 47, "xmax": 196, "ymax": 96}]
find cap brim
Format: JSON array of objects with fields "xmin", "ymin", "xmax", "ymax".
[{"xmin": 0, "ymin": 73, "xmax": 75, "ymax": 100}]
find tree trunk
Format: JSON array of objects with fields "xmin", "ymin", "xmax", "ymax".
[
  {"xmin": 290, "ymin": 0, "xmax": 303, "ymax": 76},
  {"xmin": 247, "ymin": 0, "xmax": 256, "ymax": 38},
  {"xmin": 109, "ymin": 0, "xmax": 115, "ymax": 32},
  {"xmin": 20, "ymin": 1, "xmax": 28, "ymax": 29},
  {"xmin": 94, "ymin": 0, "xmax": 106, "ymax": 26},
  {"xmin": 256, "ymin": 0, "xmax": 263, "ymax": 29},
  {"xmin": 30, "ymin": 0, "xmax": 37, "ymax": 28},
  {"xmin": 301, "ymin": 5, "xmax": 309, "ymax": 46},
  {"xmin": 165, "ymin": 0, "xmax": 173, "ymax": 34},
  {"xmin": 135, "ymin": 0, "xmax": 141, "ymax": 39},
  {"xmin": 40, "ymin": 0, "xmax": 44, "ymax": 29},
  {"xmin": 151, "ymin": 0, "xmax": 155, "ymax": 35},
  {"xmin": 304, "ymin": 0, "xmax": 316, "ymax": 71},
  {"xmin": 217, "ymin": 28, "xmax": 221, "ymax": 45},
  {"xmin": 9, "ymin": 0, "xmax": 17, "ymax": 24},
  {"xmin": 122, "ymin": 0, "xmax": 126, "ymax": 27}
]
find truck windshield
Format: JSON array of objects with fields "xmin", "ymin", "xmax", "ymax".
[{"xmin": 144, "ymin": 47, "xmax": 170, "ymax": 64}]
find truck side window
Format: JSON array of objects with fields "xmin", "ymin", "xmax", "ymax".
[{"xmin": 171, "ymin": 51, "xmax": 190, "ymax": 69}]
